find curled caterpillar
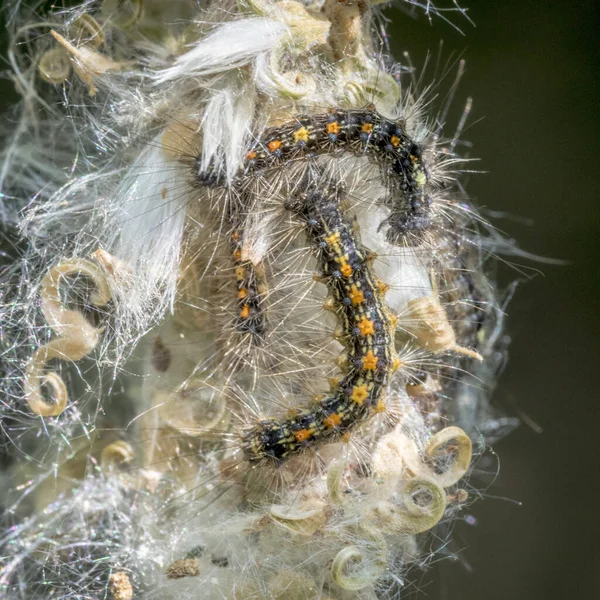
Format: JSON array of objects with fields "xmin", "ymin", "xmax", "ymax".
[
  {"xmin": 198, "ymin": 106, "xmax": 431, "ymax": 243},
  {"xmin": 241, "ymin": 167, "xmax": 401, "ymax": 463}
]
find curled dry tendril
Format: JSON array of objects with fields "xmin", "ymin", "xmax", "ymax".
[{"xmin": 24, "ymin": 257, "xmax": 112, "ymax": 417}]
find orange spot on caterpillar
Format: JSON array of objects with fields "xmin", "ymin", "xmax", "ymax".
[
  {"xmin": 293, "ymin": 428, "xmax": 313, "ymax": 443},
  {"xmin": 231, "ymin": 231, "xmax": 240, "ymax": 241},
  {"xmin": 391, "ymin": 355, "xmax": 403, "ymax": 372},
  {"xmin": 238, "ymin": 288, "xmax": 248, "ymax": 299},
  {"xmin": 351, "ymin": 383, "xmax": 369, "ymax": 405},
  {"xmin": 410, "ymin": 154, "xmax": 419, "ymax": 164},
  {"xmin": 323, "ymin": 413, "xmax": 342, "ymax": 429},
  {"xmin": 325, "ymin": 231, "xmax": 340, "ymax": 245},
  {"xmin": 327, "ymin": 121, "xmax": 340, "ymax": 134},
  {"xmin": 240, "ymin": 305, "xmax": 250, "ymax": 319},
  {"xmin": 339, "ymin": 262, "xmax": 353, "ymax": 277},
  {"xmin": 390, "ymin": 135, "xmax": 401, "ymax": 147},
  {"xmin": 357, "ymin": 316, "xmax": 375, "ymax": 336},
  {"xmin": 293, "ymin": 126, "xmax": 309, "ymax": 143},
  {"xmin": 267, "ymin": 139, "xmax": 282, "ymax": 152},
  {"xmin": 348, "ymin": 285, "xmax": 364, "ymax": 305},
  {"xmin": 362, "ymin": 350, "xmax": 378, "ymax": 370},
  {"xmin": 232, "ymin": 250, "xmax": 242, "ymax": 261},
  {"xmin": 246, "ymin": 150, "xmax": 257, "ymax": 160},
  {"xmin": 361, "ymin": 123, "xmax": 373, "ymax": 134},
  {"xmin": 235, "ymin": 266, "xmax": 246, "ymax": 279}
]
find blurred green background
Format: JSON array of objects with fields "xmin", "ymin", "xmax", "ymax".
[{"xmin": 1, "ymin": 1, "xmax": 599, "ymax": 599}]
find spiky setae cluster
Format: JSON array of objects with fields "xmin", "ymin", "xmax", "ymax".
[{"xmin": 0, "ymin": 1, "xmax": 516, "ymax": 599}]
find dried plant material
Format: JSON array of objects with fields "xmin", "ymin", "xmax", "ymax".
[
  {"xmin": 330, "ymin": 525, "xmax": 387, "ymax": 592},
  {"xmin": 101, "ymin": 440, "xmax": 135, "ymax": 473},
  {"xmin": 326, "ymin": 459, "xmax": 349, "ymax": 505},
  {"xmin": 102, "ymin": 0, "xmax": 144, "ymax": 29},
  {"xmin": 155, "ymin": 378, "xmax": 229, "ymax": 437},
  {"xmin": 403, "ymin": 296, "xmax": 484, "ymax": 360},
  {"xmin": 109, "ymin": 572, "xmax": 133, "ymax": 600},
  {"xmin": 323, "ymin": 0, "xmax": 368, "ymax": 64},
  {"xmin": 24, "ymin": 258, "xmax": 112, "ymax": 417},
  {"xmin": 50, "ymin": 30, "xmax": 125, "ymax": 95},
  {"xmin": 38, "ymin": 47, "xmax": 72, "ymax": 84},
  {"xmin": 268, "ymin": 570, "xmax": 319, "ymax": 600},
  {"xmin": 399, "ymin": 426, "xmax": 473, "ymax": 488},
  {"xmin": 70, "ymin": 14, "xmax": 106, "ymax": 49},
  {"xmin": 270, "ymin": 501, "xmax": 328, "ymax": 536},
  {"xmin": 165, "ymin": 558, "xmax": 201, "ymax": 579}
]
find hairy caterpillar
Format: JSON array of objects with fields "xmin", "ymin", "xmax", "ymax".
[
  {"xmin": 198, "ymin": 106, "xmax": 431, "ymax": 242},
  {"xmin": 199, "ymin": 106, "xmax": 475, "ymax": 463},
  {"xmin": 230, "ymin": 207, "xmax": 269, "ymax": 340},
  {"xmin": 241, "ymin": 166, "xmax": 400, "ymax": 462}
]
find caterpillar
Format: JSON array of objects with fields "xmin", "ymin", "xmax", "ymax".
[
  {"xmin": 198, "ymin": 106, "xmax": 433, "ymax": 354},
  {"xmin": 198, "ymin": 106, "xmax": 431, "ymax": 243},
  {"xmin": 240, "ymin": 166, "xmax": 401, "ymax": 463},
  {"xmin": 229, "ymin": 204, "xmax": 268, "ymax": 340}
]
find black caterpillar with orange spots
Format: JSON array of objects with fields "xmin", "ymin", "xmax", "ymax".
[
  {"xmin": 229, "ymin": 212, "xmax": 268, "ymax": 339},
  {"xmin": 240, "ymin": 168, "xmax": 400, "ymax": 463},
  {"xmin": 198, "ymin": 106, "xmax": 431, "ymax": 242}
]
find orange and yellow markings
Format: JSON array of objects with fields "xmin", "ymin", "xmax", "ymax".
[
  {"xmin": 374, "ymin": 399, "xmax": 386, "ymax": 414},
  {"xmin": 293, "ymin": 126, "xmax": 310, "ymax": 143},
  {"xmin": 390, "ymin": 135, "xmax": 401, "ymax": 147},
  {"xmin": 325, "ymin": 231, "xmax": 341, "ymax": 245},
  {"xmin": 327, "ymin": 121, "xmax": 340, "ymax": 135},
  {"xmin": 237, "ymin": 288, "xmax": 248, "ymax": 299},
  {"xmin": 267, "ymin": 139, "xmax": 282, "ymax": 153},
  {"xmin": 348, "ymin": 285, "xmax": 364, "ymax": 305},
  {"xmin": 362, "ymin": 350, "xmax": 378, "ymax": 370},
  {"xmin": 323, "ymin": 413, "xmax": 342, "ymax": 429},
  {"xmin": 391, "ymin": 355, "xmax": 403, "ymax": 372},
  {"xmin": 357, "ymin": 316, "xmax": 375, "ymax": 336},
  {"xmin": 239, "ymin": 305, "xmax": 250, "ymax": 319},
  {"xmin": 246, "ymin": 150, "xmax": 257, "ymax": 161},
  {"xmin": 293, "ymin": 428, "xmax": 313, "ymax": 443},
  {"xmin": 232, "ymin": 249, "xmax": 242, "ymax": 261},
  {"xmin": 376, "ymin": 279, "xmax": 389, "ymax": 294},
  {"xmin": 351, "ymin": 383, "xmax": 369, "ymax": 405},
  {"xmin": 235, "ymin": 266, "xmax": 246, "ymax": 279},
  {"xmin": 340, "ymin": 262, "xmax": 353, "ymax": 277},
  {"xmin": 361, "ymin": 123, "xmax": 373, "ymax": 134}
]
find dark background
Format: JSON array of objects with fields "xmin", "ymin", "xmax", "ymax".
[
  {"xmin": 1, "ymin": 1, "xmax": 599, "ymax": 599},
  {"xmin": 387, "ymin": 1, "xmax": 600, "ymax": 599}
]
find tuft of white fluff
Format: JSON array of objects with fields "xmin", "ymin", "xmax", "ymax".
[
  {"xmin": 102, "ymin": 142, "xmax": 192, "ymax": 321},
  {"xmin": 154, "ymin": 18, "xmax": 288, "ymax": 83}
]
